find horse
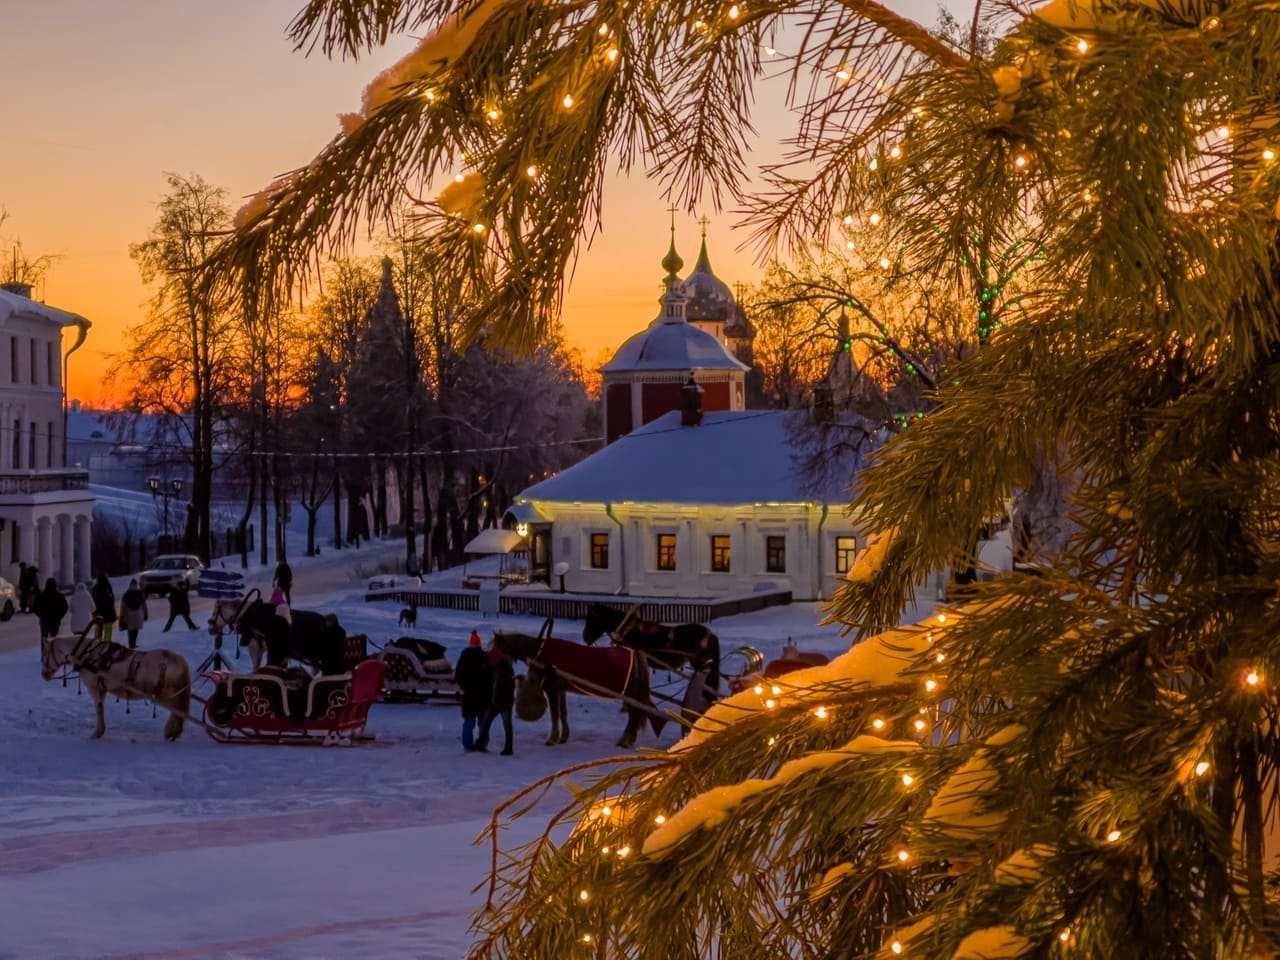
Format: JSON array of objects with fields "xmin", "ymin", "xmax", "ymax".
[
  {"xmin": 208, "ymin": 594, "xmax": 348, "ymax": 675},
  {"xmin": 493, "ymin": 631, "xmax": 665, "ymax": 748},
  {"xmin": 582, "ymin": 604, "xmax": 722, "ymax": 704},
  {"xmin": 40, "ymin": 631, "xmax": 191, "ymax": 740}
]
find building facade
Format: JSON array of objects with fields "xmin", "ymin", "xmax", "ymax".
[
  {"xmin": 0, "ymin": 283, "xmax": 94, "ymax": 585},
  {"xmin": 508, "ymin": 408, "xmax": 864, "ymax": 601}
]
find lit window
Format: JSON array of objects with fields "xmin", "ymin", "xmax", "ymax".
[
  {"xmin": 766, "ymin": 535, "xmax": 786, "ymax": 573},
  {"xmin": 656, "ymin": 533, "xmax": 677, "ymax": 571},
  {"xmin": 835, "ymin": 536, "xmax": 857, "ymax": 574},
  {"xmin": 590, "ymin": 532, "xmax": 609, "ymax": 569},
  {"xmin": 710, "ymin": 535, "xmax": 731, "ymax": 573}
]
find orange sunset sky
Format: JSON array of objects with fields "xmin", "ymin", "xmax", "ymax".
[{"xmin": 3, "ymin": 0, "xmax": 937, "ymax": 407}]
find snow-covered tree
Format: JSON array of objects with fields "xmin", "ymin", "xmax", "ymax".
[{"xmin": 221, "ymin": 1, "xmax": 1280, "ymax": 956}]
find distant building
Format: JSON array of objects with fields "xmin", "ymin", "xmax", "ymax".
[
  {"xmin": 0, "ymin": 283, "xmax": 94, "ymax": 585},
  {"xmin": 507, "ymin": 402, "xmax": 863, "ymax": 602},
  {"xmin": 599, "ymin": 223, "xmax": 752, "ymax": 443}
]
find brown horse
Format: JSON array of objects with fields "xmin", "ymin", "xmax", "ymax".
[
  {"xmin": 494, "ymin": 631, "xmax": 665, "ymax": 748},
  {"xmin": 41, "ymin": 632, "xmax": 191, "ymax": 740},
  {"xmin": 582, "ymin": 604, "xmax": 721, "ymax": 709}
]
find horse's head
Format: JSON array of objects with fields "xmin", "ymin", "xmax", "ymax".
[
  {"xmin": 582, "ymin": 604, "xmax": 618, "ymax": 645},
  {"xmin": 40, "ymin": 635, "xmax": 67, "ymax": 681},
  {"xmin": 208, "ymin": 598, "xmax": 241, "ymax": 637}
]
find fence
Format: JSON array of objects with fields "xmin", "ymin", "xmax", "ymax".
[{"xmin": 365, "ymin": 585, "xmax": 793, "ymax": 625}]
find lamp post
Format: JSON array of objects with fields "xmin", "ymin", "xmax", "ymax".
[{"xmin": 148, "ymin": 476, "xmax": 185, "ymax": 551}]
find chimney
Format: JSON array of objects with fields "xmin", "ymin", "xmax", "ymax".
[
  {"xmin": 681, "ymin": 373, "xmax": 703, "ymax": 426},
  {"xmin": 0, "ymin": 281, "xmax": 32, "ymax": 298}
]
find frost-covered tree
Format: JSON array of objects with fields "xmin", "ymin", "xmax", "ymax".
[{"xmin": 219, "ymin": 1, "xmax": 1280, "ymax": 957}]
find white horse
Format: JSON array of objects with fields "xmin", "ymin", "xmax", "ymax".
[{"xmin": 40, "ymin": 631, "xmax": 192, "ymax": 740}]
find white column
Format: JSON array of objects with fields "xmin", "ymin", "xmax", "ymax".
[
  {"xmin": 631, "ymin": 380, "xmax": 643, "ymax": 433},
  {"xmin": 16, "ymin": 519, "xmax": 33, "ymax": 565},
  {"xmin": 76, "ymin": 516, "xmax": 92, "ymax": 583},
  {"xmin": 58, "ymin": 515, "xmax": 74, "ymax": 586},
  {"xmin": 36, "ymin": 517, "xmax": 53, "ymax": 582}
]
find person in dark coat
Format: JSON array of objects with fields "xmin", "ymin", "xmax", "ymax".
[
  {"xmin": 476, "ymin": 642, "xmax": 516, "ymax": 755},
  {"xmin": 33, "ymin": 578, "xmax": 68, "ymax": 641},
  {"xmin": 118, "ymin": 578, "xmax": 148, "ymax": 649},
  {"xmin": 163, "ymin": 580, "xmax": 198, "ymax": 631},
  {"xmin": 273, "ymin": 560, "xmax": 293, "ymax": 605},
  {"xmin": 453, "ymin": 630, "xmax": 492, "ymax": 751},
  {"xmin": 91, "ymin": 574, "xmax": 116, "ymax": 643},
  {"xmin": 18, "ymin": 562, "xmax": 38, "ymax": 614}
]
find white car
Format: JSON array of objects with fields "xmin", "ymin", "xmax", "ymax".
[{"xmin": 137, "ymin": 554, "xmax": 205, "ymax": 596}]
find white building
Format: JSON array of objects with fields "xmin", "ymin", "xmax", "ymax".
[
  {"xmin": 0, "ymin": 283, "xmax": 94, "ymax": 585},
  {"xmin": 507, "ymin": 406, "xmax": 864, "ymax": 601}
]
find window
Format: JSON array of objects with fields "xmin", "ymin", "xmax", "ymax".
[
  {"xmin": 47, "ymin": 420, "xmax": 54, "ymax": 468},
  {"xmin": 30, "ymin": 339, "xmax": 37, "ymax": 385},
  {"xmin": 656, "ymin": 533, "xmax": 677, "ymax": 571},
  {"xmin": 835, "ymin": 536, "xmax": 857, "ymax": 575},
  {"xmin": 766, "ymin": 535, "xmax": 787, "ymax": 573},
  {"xmin": 28, "ymin": 423, "xmax": 36, "ymax": 469},
  {"xmin": 11, "ymin": 418, "xmax": 20, "ymax": 468},
  {"xmin": 47, "ymin": 342, "xmax": 55, "ymax": 386},
  {"xmin": 710, "ymin": 534, "xmax": 731, "ymax": 573},
  {"xmin": 590, "ymin": 532, "xmax": 609, "ymax": 569},
  {"xmin": 10, "ymin": 336, "xmax": 17, "ymax": 383}
]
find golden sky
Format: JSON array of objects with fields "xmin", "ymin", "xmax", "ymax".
[{"xmin": 2, "ymin": 0, "xmax": 936, "ymax": 406}]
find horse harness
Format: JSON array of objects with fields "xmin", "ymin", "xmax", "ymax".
[{"xmin": 67, "ymin": 636, "xmax": 171, "ymax": 699}]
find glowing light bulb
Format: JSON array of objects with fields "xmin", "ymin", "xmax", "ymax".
[
  {"xmin": 562, "ymin": 93, "xmax": 575, "ymax": 109},
  {"xmin": 753, "ymin": 684, "xmax": 764, "ymax": 695},
  {"xmin": 888, "ymin": 144, "xmax": 902, "ymax": 159},
  {"xmin": 526, "ymin": 165, "xmax": 539, "ymax": 177},
  {"xmin": 1195, "ymin": 761, "xmax": 1210, "ymax": 776},
  {"xmin": 901, "ymin": 773, "xmax": 914, "ymax": 787},
  {"xmin": 1264, "ymin": 149, "xmax": 1276, "ymax": 161},
  {"xmin": 472, "ymin": 223, "xmax": 485, "ymax": 233},
  {"xmin": 814, "ymin": 706, "xmax": 828, "ymax": 719},
  {"xmin": 1059, "ymin": 928, "xmax": 1071, "ymax": 942},
  {"xmin": 869, "ymin": 212, "xmax": 882, "ymax": 226},
  {"xmin": 601, "ymin": 805, "xmax": 612, "ymax": 817},
  {"xmin": 913, "ymin": 719, "xmax": 926, "ymax": 732},
  {"xmin": 836, "ymin": 69, "xmax": 851, "ymax": 80},
  {"xmin": 764, "ymin": 46, "xmax": 776, "ymax": 56},
  {"xmin": 423, "ymin": 90, "xmax": 436, "ymax": 101},
  {"xmin": 771, "ymin": 685, "xmax": 782, "ymax": 695},
  {"xmin": 654, "ymin": 814, "xmax": 666, "ymax": 824},
  {"xmin": 891, "ymin": 942, "xmax": 903, "ymax": 956},
  {"xmin": 601, "ymin": 845, "xmax": 610, "ymax": 853},
  {"xmin": 1075, "ymin": 38, "xmax": 1089, "ymax": 53},
  {"xmin": 1083, "ymin": 190, "xmax": 1093, "ymax": 202},
  {"xmin": 869, "ymin": 157, "xmax": 878, "ymax": 171},
  {"xmin": 924, "ymin": 679, "xmax": 937, "ymax": 693},
  {"xmin": 1107, "ymin": 829, "xmax": 1122, "ymax": 842},
  {"xmin": 846, "ymin": 241, "xmax": 855, "ymax": 250},
  {"xmin": 1216, "ymin": 125, "xmax": 1230, "ymax": 139},
  {"xmin": 598, "ymin": 23, "xmax": 609, "ymax": 35},
  {"xmin": 727, "ymin": 4, "xmax": 740, "ymax": 19},
  {"xmin": 936, "ymin": 614, "xmax": 947, "ymax": 624},
  {"xmin": 764, "ymin": 698, "xmax": 776, "ymax": 709},
  {"xmin": 767, "ymin": 736, "xmax": 777, "ymax": 745},
  {"xmin": 694, "ymin": 19, "xmax": 705, "ymax": 28},
  {"xmin": 872, "ymin": 718, "xmax": 885, "ymax": 730},
  {"xmin": 486, "ymin": 108, "xmax": 499, "ymax": 120},
  {"xmin": 579, "ymin": 889, "xmax": 590, "ymax": 901},
  {"xmin": 879, "ymin": 257, "xmax": 891, "ymax": 269},
  {"xmin": 582, "ymin": 933, "xmax": 593, "ymax": 943},
  {"xmin": 606, "ymin": 47, "xmax": 619, "ymax": 62},
  {"xmin": 454, "ymin": 173, "xmax": 465, "ymax": 183},
  {"xmin": 935, "ymin": 653, "xmax": 945, "ymax": 663},
  {"xmin": 616, "ymin": 845, "xmax": 631, "ymax": 857},
  {"xmin": 896, "ymin": 848, "xmax": 910, "ymax": 862},
  {"xmin": 1245, "ymin": 670, "xmax": 1261, "ymax": 686},
  {"xmin": 1014, "ymin": 153, "xmax": 1029, "ymax": 169},
  {"xmin": 843, "ymin": 214, "xmax": 853, "ymax": 225}
]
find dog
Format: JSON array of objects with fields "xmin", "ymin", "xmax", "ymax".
[{"xmin": 398, "ymin": 607, "xmax": 417, "ymax": 629}]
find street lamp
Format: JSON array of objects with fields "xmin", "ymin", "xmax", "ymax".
[{"xmin": 147, "ymin": 476, "xmax": 184, "ymax": 549}]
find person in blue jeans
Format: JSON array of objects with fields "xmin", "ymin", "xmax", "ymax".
[{"xmin": 453, "ymin": 630, "xmax": 491, "ymax": 751}]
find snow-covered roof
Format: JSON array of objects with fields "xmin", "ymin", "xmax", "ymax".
[
  {"xmin": 516, "ymin": 410, "xmax": 861, "ymax": 506},
  {"xmin": 601, "ymin": 315, "xmax": 749, "ymax": 373},
  {"xmin": 0, "ymin": 286, "xmax": 89, "ymax": 328},
  {"xmin": 464, "ymin": 528, "xmax": 527, "ymax": 555}
]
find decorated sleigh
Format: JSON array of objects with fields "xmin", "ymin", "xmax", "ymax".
[
  {"xmin": 726, "ymin": 645, "xmax": 831, "ymax": 694},
  {"xmin": 201, "ymin": 659, "xmax": 386, "ymax": 744},
  {"xmin": 377, "ymin": 637, "xmax": 461, "ymax": 701}
]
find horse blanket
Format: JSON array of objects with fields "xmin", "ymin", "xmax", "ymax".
[{"xmin": 536, "ymin": 636, "xmax": 635, "ymax": 699}]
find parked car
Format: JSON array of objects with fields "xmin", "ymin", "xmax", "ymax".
[
  {"xmin": 137, "ymin": 554, "xmax": 205, "ymax": 596},
  {"xmin": 0, "ymin": 576, "xmax": 14, "ymax": 620}
]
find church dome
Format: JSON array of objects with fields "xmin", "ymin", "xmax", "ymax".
[
  {"xmin": 680, "ymin": 236, "xmax": 737, "ymax": 324},
  {"xmin": 602, "ymin": 319, "xmax": 750, "ymax": 373}
]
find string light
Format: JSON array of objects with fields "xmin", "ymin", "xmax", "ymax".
[
  {"xmin": 1106, "ymin": 829, "xmax": 1122, "ymax": 842},
  {"xmin": 871, "ymin": 718, "xmax": 886, "ymax": 730},
  {"xmin": 913, "ymin": 718, "xmax": 926, "ymax": 732},
  {"xmin": 486, "ymin": 108, "xmax": 500, "ymax": 120},
  {"xmin": 423, "ymin": 89, "xmax": 436, "ymax": 101},
  {"xmin": 901, "ymin": 773, "xmax": 914, "ymax": 787},
  {"xmin": 601, "ymin": 805, "xmax": 612, "ymax": 817},
  {"xmin": 935, "ymin": 652, "xmax": 945, "ymax": 663},
  {"xmin": 597, "ymin": 23, "xmax": 609, "ymax": 35},
  {"xmin": 836, "ymin": 68, "xmax": 851, "ymax": 81},
  {"xmin": 654, "ymin": 814, "xmax": 666, "ymax": 825},
  {"xmin": 1195, "ymin": 761, "xmax": 1211, "ymax": 776},
  {"xmin": 526, "ymin": 165, "xmax": 539, "ymax": 177},
  {"xmin": 1264, "ymin": 149, "xmax": 1276, "ymax": 162},
  {"xmin": 472, "ymin": 223, "xmax": 485, "ymax": 233},
  {"xmin": 869, "ymin": 212, "xmax": 882, "ymax": 226},
  {"xmin": 728, "ymin": 4, "xmax": 740, "ymax": 19},
  {"xmin": 924, "ymin": 679, "xmax": 938, "ymax": 693},
  {"xmin": 869, "ymin": 157, "xmax": 878, "ymax": 171},
  {"xmin": 764, "ymin": 45, "xmax": 777, "ymax": 56},
  {"xmin": 582, "ymin": 933, "xmax": 593, "ymax": 943},
  {"xmin": 896, "ymin": 848, "xmax": 910, "ymax": 862},
  {"xmin": 579, "ymin": 890, "xmax": 591, "ymax": 902},
  {"xmin": 765, "ymin": 698, "xmax": 777, "ymax": 709},
  {"xmin": 617, "ymin": 846, "xmax": 632, "ymax": 857},
  {"xmin": 1245, "ymin": 669, "xmax": 1262, "ymax": 687},
  {"xmin": 1013, "ymin": 153, "xmax": 1030, "ymax": 170},
  {"xmin": 1059, "ymin": 928, "xmax": 1071, "ymax": 943},
  {"xmin": 753, "ymin": 684, "xmax": 764, "ymax": 695},
  {"xmin": 562, "ymin": 93, "xmax": 575, "ymax": 109},
  {"xmin": 771, "ymin": 685, "xmax": 782, "ymax": 695},
  {"xmin": 814, "ymin": 706, "xmax": 829, "ymax": 719},
  {"xmin": 936, "ymin": 614, "xmax": 947, "ymax": 624},
  {"xmin": 454, "ymin": 173, "xmax": 466, "ymax": 183},
  {"xmin": 842, "ymin": 214, "xmax": 853, "ymax": 225},
  {"xmin": 767, "ymin": 736, "xmax": 777, "ymax": 745},
  {"xmin": 888, "ymin": 144, "xmax": 902, "ymax": 160},
  {"xmin": 1075, "ymin": 38, "xmax": 1089, "ymax": 53},
  {"xmin": 879, "ymin": 257, "xmax": 891, "ymax": 269},
  {"xmin": 891, "ymin": 941, "xmax": 903, "ymax": 955},
  {"xmin": 606, "ymin": 47, "xmax": 619, "ymax": 62}
]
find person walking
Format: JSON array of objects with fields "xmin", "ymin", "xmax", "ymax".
[
  {"xmin": 68, "ymin": 582, "xmax": 94, "ymax": 636},
  {"xmin": 476, "ymin": 641, "xmax": 516, "ymax": 756},
  {"xmin": 118, "ymin": 578, "xmax": 148, "ymax": 649},
  {"xmin": 32, "ymin": 578, "xmax": 68, "ymax": 641},
  {"xmin": 18, "ymin": 562, "xmax": 38, "ymax": 614},
  {"xmin": 91, "ymin": 574, "xmax": 116, "ymax": 643},
  {"xmin": 454, "ymin": 630, "xmax": 492, "ymax": 752},
  {"xmin": 162, "ymin": 580, "xmax": 198, "ymax": 631},
  {"xmin": 273, "ymin": 559, "xmax": 293, "ymax": 606}
]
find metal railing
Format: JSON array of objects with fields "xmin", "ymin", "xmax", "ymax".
[{"xmin": 0, "ymin": 470, "xmax": 91, "ymax": 495}]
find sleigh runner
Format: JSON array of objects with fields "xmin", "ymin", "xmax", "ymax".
[{"xmin": 201, "ymin": 658, "xmax": 386, "ymax": 744}]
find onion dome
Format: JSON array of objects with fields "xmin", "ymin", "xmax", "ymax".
[{"xmin": 680, "ymin": 233, "xmax": 737, "ymax": 325}]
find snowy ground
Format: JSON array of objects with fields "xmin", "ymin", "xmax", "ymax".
[{"xmin": 0, "ymin": 541, "xmax": 907, "ymax": 959}]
